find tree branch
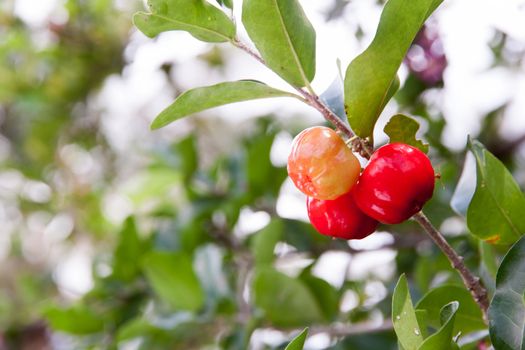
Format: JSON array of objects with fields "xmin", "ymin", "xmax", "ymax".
[
  {"xmin": 232, "ymin": 37, "xmax": 489, "ymax": 322},
  {"xmin": 413, "ymin": 212, "xmax": 489, "ymax": 321}
]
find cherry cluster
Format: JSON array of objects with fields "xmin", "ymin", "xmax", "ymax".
[{"xmin": 287, "ymin": 127, "xmax": 435, "ymax": 240}]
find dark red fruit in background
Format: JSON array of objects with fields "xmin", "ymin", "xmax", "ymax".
[
  {"xmin": 353, "ymin": 143, "xmax": 435, "ymax": 224},
  {"xmin": 307, "ymin": 191, "xmax": 378, "ymax": 240}
]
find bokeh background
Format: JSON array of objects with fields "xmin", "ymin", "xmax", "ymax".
[{"xmin": 1, "ymin": 0, "xmax": 525, "ymax": 348}]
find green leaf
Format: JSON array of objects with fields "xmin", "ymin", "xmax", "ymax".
[
  {"xmin": 418, "ymin": 302, "xmax": 459, "ymax": 350},
  {"xmin": 133, "ymin": 0, "xmax": 235, "ymax": 42},
  {"xmin": 344, "ymin": 0, "xmax": 443, "ymax": 139},
  {"xmin": 141, "ymin": 251, "xmax": 205, "ymax": 311},
  {"xmin": 251, "ymin": 219, "xmax": 284, "ymax": 266},
  {"xmin": 117, "ymin": 317, "xmax": 164, "ymax": 341},
  {"xmin": 466, "ymin": 139, "xmax": 525, "ymax": 244},
  {"xmin": 415, "ymin": 309, "xmax": 429, "ymax": 338},
  {"xmin": 384, "ymin": 114, "xmax": 429, "ymax": 153},
  {"xmin": 479, "ymin": 240, "xmax": 498, "ymax": 293},
  {"xmin": 242, "ymin": 0, "xmax": 316, "ymax": 87},
  {"xmin": 245, "ymin": 128, "xmax": 284, "ymax": 197},
  {"xmin": 489, "ymin": 236, "xmax": 525, "ymax": 350},
  {"xmin": 285, "ymin": 328, "xmax": 308, "ymax": 350},
  {"xmin": 252, "ymin": 267, "xmax": 324, "ymax": 327},
  {"xmin": 299, "ymin": 272, "xmax": 340, "ymax": 322},
  {"xmin": 151, "ymin": 80, "xmax": 299, "ymax": 129},
  {"xmin": 44, "ymin": 305, "xmax": 105, "ymax": 335},
  {"xmin": 416, "ymin": 285, "xmax": 485, "ymax": 334},
  {"xmin": 112, "ymin": 218, "xmax": 144, "ymax": 282},
  {"xmin": 392, "ymin": 274, "xmax": 424, "ymax": 350}
]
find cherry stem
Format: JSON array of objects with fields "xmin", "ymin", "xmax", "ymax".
[
  {"xmin": 413, "ymin": 211, "xmax": 489, "ymax": 321},
  {"xmin": 232, "ymin": 38, "xmax": 490, "ymax": 322}
]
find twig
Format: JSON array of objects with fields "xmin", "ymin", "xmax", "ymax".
[
  {"xmin": 232, "ymin": 37, "xmax": 489, "ymax": 322},
  {"xmin": 232, "ymin": 38, "xmax": 373, "ymax": 158},
  {"xmin": 232, "ymin": 38, "xmax": 266, "ymax": 66},
  {"xmin": 413, "ymin": 212, "xmax": 489, "ymax": 321}
]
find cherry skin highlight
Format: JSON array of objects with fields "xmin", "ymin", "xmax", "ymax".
[
  {"xmin": 307, "ymin": 191, "xmax": 379, "ymax": 240},
  {"xmin": 353, "ymin": 143, "xmax": 435, "ymax": 224},
  {"xmin": 287, "ymin": 126, "xmax": 361, "ymax": 200}
]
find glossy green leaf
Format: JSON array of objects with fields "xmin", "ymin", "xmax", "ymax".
[
  {"xmin": 141, "ymin": 251, "xmax": 205, "ymax": 311},
  {"xmin": 151, "ymin": 80, "xmax": 299, "ymax": 129},
  {"xmin": 251, "ymin": 219, "xmax": 284, "ymax": 265},
  {"xmin": 285, "ymin": 328, "xmax": 308, "ymax": 350},
  {"xmin": 466, "ymin": 139, "xmax": 525, "ymax": 244},
  {"xmin": 416, "ymin": 285, "xmax": 485, "ymax": 334},
  {"xmin": 415, "ymin": 309, "xmax": 429, "ymax": 338},
  {"xmin": 344, "ymin": 0, "xmax": 442, "ymax": 139},
  {"xmin": 252, "ymin": 267, "xmax": 324, "ymax": 327},
  {"xmin": 133, "ymin": 0, "xmax": 235, "ymax": 42},
  {"xmin": 489, "ymin": 236, "xmax": 525, "ymax": 350},
  {"xmin": 44, "ymin": 305, "xmax": 105, "ymax": 335},
  {"xmin": 384, "ymin": 114, "xmax": 429, "ymax": 153},
  {"xmin": 392, "ymin": 274, "xmax": 424, "ymax": 350},
  {"xmin": 242, "ymin": 0, "xmax": 316, "ymax": 87},
  {"xmin": 418, "ymin": 301, "xmax": 459, "ymax": 350}
]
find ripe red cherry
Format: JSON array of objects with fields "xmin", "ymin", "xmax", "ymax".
[
  {"xmin": 287, "ymin": 126, "xmax": 360, "ymax": 200},
  {"xmin": 307, "ymin": 191, "xmax": 378, "ymax": 240},
  {"xmin": 353, "ymin": 143, "xmax": 435, "ymax": 224}
]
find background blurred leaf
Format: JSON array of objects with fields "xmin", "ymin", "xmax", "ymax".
[
  {"xmin": 133, "ymin": 0, "xmax": 235, "ymax": 42},
  {"xmin": 392, "ymin": 274, "xmax": 424, "ymax": 350},
  {"xmin": 251, "ymin": 219, "xmax": 284, "ymax": 266},
  {"xmin": 467, "ymin": 139, "xmax": 525, "ymax": 244},
  {"xmin": 242, "ymin": 0, "xmax": 316, "ymax": 87},
  {"xmin": 327, "ymin": 331, "xmax": 398, "ymax": 349},
  {"xmin": 489, "ymin": 236, "xmax": 525, "ymax": 350},
  {"xmin": 252, "ymin": 267, "xmax": 324, "ymax": 327},
  {"xmin": 151, "ymin": 81, "xmax": 299, "ymax": 129},
  {"xmin": 416, "ymin": 285, "xmax": 485, "ymax": 334},
  {"xmin": 112, "ymin": 218, "xmax": 146, "ymax": 282},
  {"xmin": 344, "ymin": 0, "xmax": 442, "ymax": 139},
  {"xmin": 384, "ymin": 114, "xmax": 429, "ymax": 153},
  {"xmin": 44, "ymin": 305, "xmax": 104, "ymax": 335},
  {"xmin": 299, "ymin": 270, "xmax": 340, "ymax": 322},
  {"xmin": 141, "ymin": 251, "xmax": 205, "ymax": 311}
]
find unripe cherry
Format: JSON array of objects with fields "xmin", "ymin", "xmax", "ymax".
[
  {"xmin": 353, "ymin": 143, "xmax": 435, "ymax": 224},
  {"xmin": 287, "ymin": 126, "xmax": 361, "ymax": 200},
  {"xmin": 307, "ymin": 190, "xmax": 378, "ymax": 240}
]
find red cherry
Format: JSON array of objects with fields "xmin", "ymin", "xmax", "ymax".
[
  {"xmin": 353, "ymin": 143, "xmax": 435, "ymax": 224},
  {"xmin": 307, "ymin": 191, "xmax": 379, "ymax": 240},
  {"xmin": 287, "ymin": 126, "xmax": 360, "ymax": 200}
]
